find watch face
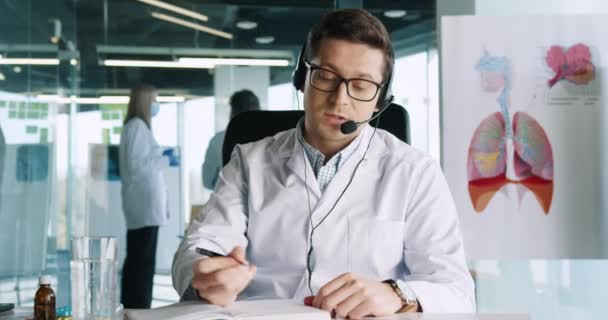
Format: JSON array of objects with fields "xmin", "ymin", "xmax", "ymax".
[{"xmin": 395, "ymin": 279, "xmax": 417, "ymax": 303}]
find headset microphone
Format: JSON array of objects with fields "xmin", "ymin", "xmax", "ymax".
[{"xmin": 339, "ymin": 95, "xmax": 394, "ymax": 134}]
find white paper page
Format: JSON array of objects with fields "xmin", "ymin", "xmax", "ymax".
[
  {"xmin": 228, "ymin": 299, "xmax": 330, "ymax": 320},
  {"xmin": 124, "ymin": 301, "xmax": 232, "ymax": 320}
]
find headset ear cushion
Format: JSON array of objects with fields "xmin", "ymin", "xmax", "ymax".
[
  {"xmin": 292, "ymin": 44, "xmax": 307, "ymax": 92},
  {"xmin": 293, "ymin": 65, "xmax": 306, "ymax": 92},
  {"xmin": 378, "ymin": 70, "xmax": 394, "ymax": 107}
]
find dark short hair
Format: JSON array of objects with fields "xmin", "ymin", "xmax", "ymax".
[
  {"xmin": 230, "ymin": 89, "xmax": 260, "ymax": 118},
  {"xmin": 306, "ymin": 8, "xmax": 394, "ymax": 81}
]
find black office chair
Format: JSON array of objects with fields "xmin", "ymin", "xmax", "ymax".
[{"xmin": 222, "ymin": 103, "xmax": 410, "ymax": 166}]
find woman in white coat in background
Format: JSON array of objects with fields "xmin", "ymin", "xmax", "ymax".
[{"xmin": 119, "ymin": 83, "xmax": 178, "ymax": 308}]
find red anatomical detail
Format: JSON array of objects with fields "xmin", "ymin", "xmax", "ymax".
[
  {"xmin": 468, "ymin": 112, "xmax": 554, "ymax": 214},
  {"xmin": 546, "ymin": 43, "xmax": 595, "ymax": 87}
]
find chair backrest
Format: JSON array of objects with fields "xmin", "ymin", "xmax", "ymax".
[{"xmin": 222, "ymin": 103, "xmax": 410, "ymax": 166}]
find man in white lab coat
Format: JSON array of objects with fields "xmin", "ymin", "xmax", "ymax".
[{"xmin": 172, "ymin": 8, "xmax": 475, "ymax": 318}]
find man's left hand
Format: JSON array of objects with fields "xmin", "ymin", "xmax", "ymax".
[{"xmin": 305, "ymin": 272, "xmax": 402, "ymax": 319}]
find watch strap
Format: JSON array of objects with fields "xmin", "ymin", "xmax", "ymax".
[{"xmin": 382, "ymin": 279, "xmax": 418, "ymax": 312}]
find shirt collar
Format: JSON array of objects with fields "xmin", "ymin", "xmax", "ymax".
[{"xmin": 296, "ymin": 117, "xmax": 363, "ymax": 172}]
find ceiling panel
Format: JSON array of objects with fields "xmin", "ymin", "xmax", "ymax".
[{"xmin": 0, "ymin": 0, "xmax": 435, "ymax": 96}]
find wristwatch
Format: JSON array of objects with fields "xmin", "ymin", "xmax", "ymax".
[{"xmin": 382, "ymin": 279, "xmax": 418, "ymax": 312}]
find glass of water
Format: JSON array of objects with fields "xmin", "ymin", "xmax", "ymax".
[{"xmin": 70, "ymin": 236, "xmax": 120, "ymax": 320}]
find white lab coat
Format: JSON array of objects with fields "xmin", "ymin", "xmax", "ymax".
[
  {"xmin": 172, "ymin": 125, "xmax": 476, "ymax": 312},
  {"xmin": 119, "ymin": 118, "xmax": 170, "ymax": 230}
]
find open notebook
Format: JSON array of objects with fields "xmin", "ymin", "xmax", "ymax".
[{"xmin": 124, "ymin": 299, "xmax": 331, "ymax": 320}]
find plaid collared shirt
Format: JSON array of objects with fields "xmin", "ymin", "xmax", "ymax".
[{"xmin": 296, "ymin": 119, "xmax": 363, "ymax": 193}]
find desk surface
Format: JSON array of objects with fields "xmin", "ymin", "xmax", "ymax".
[
  {"xmin": 363, "ymin": 315, "xmax": 529, "ymax": 320},
  {"xmin": 0, "ymin": 308, "xmax": 31, "ymax": 320},
  {"xmin": 0, "ymin": 307, "xmax": 529, "ymax": 320}
]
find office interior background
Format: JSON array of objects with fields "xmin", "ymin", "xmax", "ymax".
[{"xmin": 0, "ymin": 0, "xmax": 606, "ymax": 319}]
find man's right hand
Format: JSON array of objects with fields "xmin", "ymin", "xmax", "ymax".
[{"xmin": 191, "ymin": 246, "xmax": 256, "ymax": 306}]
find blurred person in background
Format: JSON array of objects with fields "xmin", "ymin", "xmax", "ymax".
[
  {"xmin": 119, "ymin": 83, "xmax": 179, "ymax": 308},
  {"xmin": 202, "ymin": 89, "xmax": 260, "ymax": 190}
]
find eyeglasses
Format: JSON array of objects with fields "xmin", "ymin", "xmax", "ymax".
[{"xmin": 304, "ymin": 61, "xmax": 385, "ymax": 102}]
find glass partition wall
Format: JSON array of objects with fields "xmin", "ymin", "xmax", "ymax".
[
  {"xmin": 0, "ymin": 0, "xmax": 438, "ymax": 309},
  {"xmin": 0, "ymin": 0, "xmax": 78, "ymax": 307}
]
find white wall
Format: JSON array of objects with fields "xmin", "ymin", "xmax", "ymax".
[
  {"xmin": 183, "ymin": 97, "xmax": 215, "ymax": 206},
  {"xmin": 476, "ymin": 0, "xmax": 608, "ymax": 15},
  {"xmin": 392, "ymin": 52, "xmax": 440, "ymax": 160},
  {"xmin": 268, "ymin": 83, "xmax": 299, "ymax": 111}
]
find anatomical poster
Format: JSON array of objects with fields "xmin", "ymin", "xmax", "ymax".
[{"xmin": 441, "ymin": 15, "xmax": 606, "ymax": 259}]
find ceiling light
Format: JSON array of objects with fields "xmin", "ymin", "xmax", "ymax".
[
  {"xmin": 136, "ymin": 0, "xmax": 208, "ymax": 22},
  {"xmin": 0, "ymin": 58, "xmax": 59, "ymax": 65},
  {"xmin": 403, "ymin": 12, "xmax": 421, "ymax": 21},
  {"xmin": 37, "ymin": 95, "xmax": 186, "ymax": 104},
  {"xmin": 236, "ymin": 20, "xmax": 257, "ymax": 30},
  {"xmin": 151, "ymin": 12, "xmax": 233, "ymax": 40},
  {"xmin": 36, "ymin": 95, "xmax": 125, "ymax": 104},
  {"xmin": 97, "ymin": 96, "xmax": 185, "ymax": 104},
  {"xmin": 101, "ymin": 59, "xmax": 213, "ymax": 69},
  {"xmin": 384, "ymin": 10, "xmax": 407, "ymax": 18},
  {"xmin": 36, "ymin": 95, "xmax": 61, "ymax": 101},
  {"xmin": 255, "ymin": 36, "xmax": 275, "ymax": 44},
  {"xmin": 96, "ymin": 96, "xmax": 129, "ymax": 104},
  {"xmin": 70, "ymin": 59, "xmax": 77, "ymax": 66},
  {"xmin": 179, "ymin": 57, "xmax": 289, "ymax": 67},
  {"xmin": 13, "ymin": 66, "xmax": 21, "ymax": 73},
  {"xmin": 0, "ymin": 72, "xmax": 5, "ymax": 81},
  {"xmin": 157, "ymin": 96, "xmax": 186, "ymax": 103}
]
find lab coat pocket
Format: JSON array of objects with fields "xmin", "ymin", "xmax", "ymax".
[{"xmin": 348, "ymin": 217, "xmax": 404, "ymax": 276}]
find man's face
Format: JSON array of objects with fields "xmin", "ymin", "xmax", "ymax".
[{"xmin": 303, "ymin": 38, "xmax": 385, "ymax": 146}]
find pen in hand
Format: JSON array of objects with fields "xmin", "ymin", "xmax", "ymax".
[
  {"xmin": 196, "ymin": 247, "xmax": 249, "ymax": 265},
  {"xmin": 192, "ymin": 246, "xmax": 256, "ymax": 306}
]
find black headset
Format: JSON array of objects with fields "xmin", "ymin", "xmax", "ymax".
[{"xmin": 291, "ymin": 39, "xmax": 395, "ymax": 111}]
